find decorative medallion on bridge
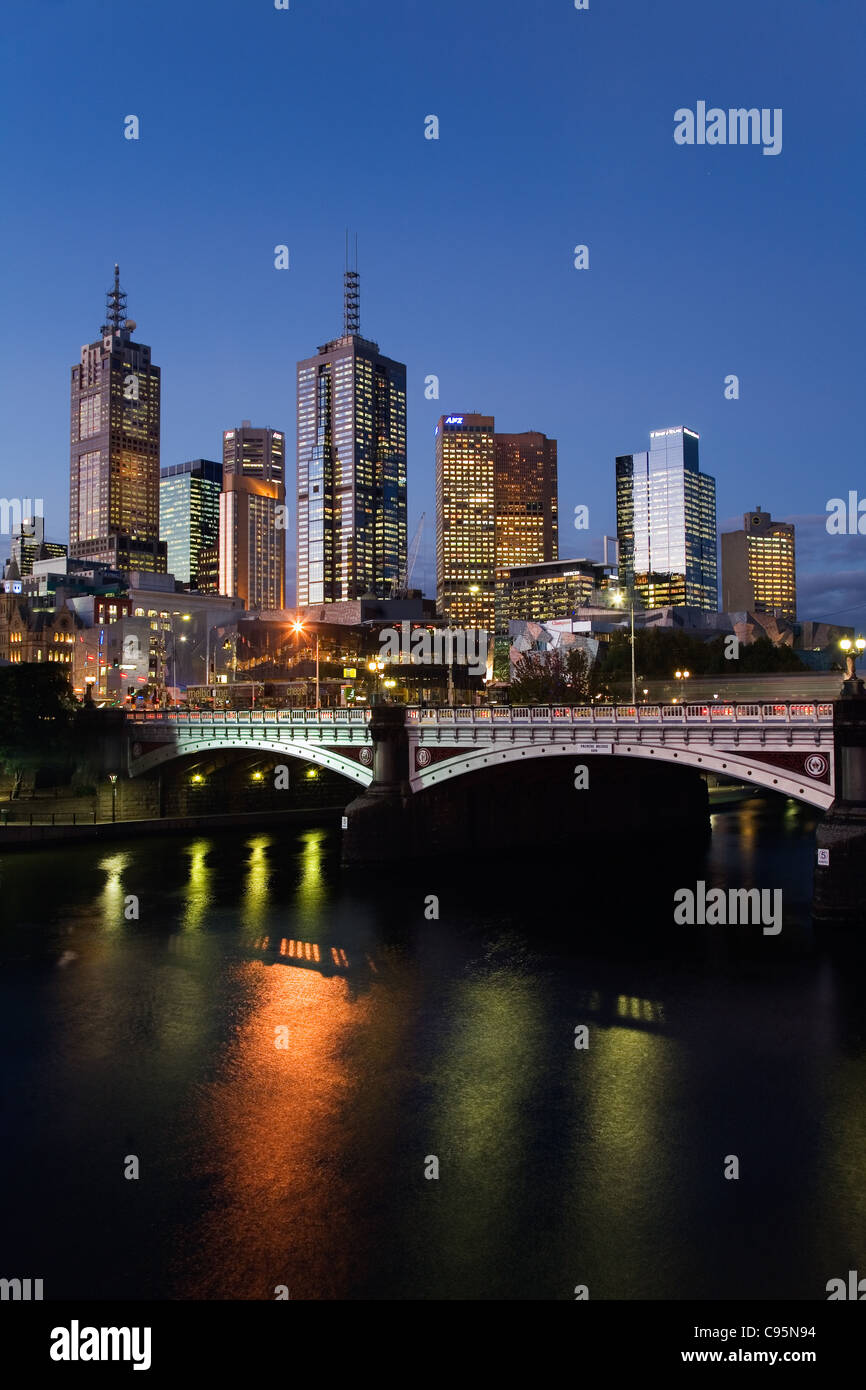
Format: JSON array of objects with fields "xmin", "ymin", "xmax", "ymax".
[
  {"xmin": 358, "ymin": 747, "xmax": 373, "ymax": 766},
  {"xmin": 132, "ymin": 742, "xmax": 142, "ymax": 759},
  {"xmin": 416, "ymin": 747, "xmax": 432, "ymax": 768},
  {"xmin": 746, "ymin": 749, "xmax": 832, "ymax": 784}
]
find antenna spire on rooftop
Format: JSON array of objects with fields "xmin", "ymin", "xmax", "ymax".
[
  {"xmin": 101, "ymin": 263, "xmax": 128, "ymax": 335},
  {"xmin": 343, "ymin": 232, "xmax": 360, "ymax": 335}
]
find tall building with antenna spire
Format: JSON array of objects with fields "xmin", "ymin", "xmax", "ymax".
[
  {"xmin": 296, "ymin": 254, "xmax": 407, "ymax": 603},
  {"xmin": 69, "ymin": 265, "xmax": 166, "ymax": 572}
]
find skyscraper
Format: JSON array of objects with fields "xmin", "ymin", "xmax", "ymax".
[
  {"xmin": 616, "ymin": 426, "xmax": 718, "ymax": 611},
  {"xmin": 160, "ymin": 459, "xmax": 222, "ymax": 588},
  {"xmin": 721, "ymin": 507, "xmax": 796, "ymax": 619},
  {"xmin": 435, "ymin": 413, "xmax": 496, "ymax": 629},
  {"xmin": 223, "ymin": 422, "xmax": 285, "ymax": 489},
  {"xmin": 296, "ymin": 272, "xmax": 407, "ymax": 604},
  {"xmin": 493, "ymin": 430, "xmax": 558, "ymax": 567},
  {"xmin": 494, "ymin": 557, "xmax": 614, "ymax": 634},
  {"xmin": 9, "ymin": 516, "xmax": 67, "ymax": 577},
  {"xmin": 69, "ymin": 266, "xmax": 166, "ymax": 572},
  {"xmin": 219, "ymin": 424, "xmax": 286, "ymax": 609}
]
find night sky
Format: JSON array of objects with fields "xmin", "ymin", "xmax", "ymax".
[{"xmin": 1, "ymin": 0, "xmax": 863, "ymax": 619}]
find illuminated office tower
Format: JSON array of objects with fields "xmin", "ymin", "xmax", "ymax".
[
  {"xmin": 435, "ymin": 414, "xmax": 496, "ymax": 628},
  {"xmin": 219, "ymin": 424, "xmax": 286, "ymax": 608},
  {"xmin": 69, "ymin": 265, "xmax": 166, "ymax": 572},
  {"xmin": 160, "ymin": 459, "xmax": 222, "ymax": 588},
  {"xmin": 493, "ymin": 431, "xmax": 558, "ymax": 567},
  {"xmin": 219, "ymin": 476, "xmax": 284, "ymax": 609},
  {"xmin": 10, "ymin": 516, "xmax": 67, "ymax": 576},
  {"xmin": 223, "ymin": 421, "xmax": 285, "ymax": 489},
  {"xmin": 296, "ymin": 272, "xmax": 407, "ymax": 604},
  {"xmin": 494, "ymin": 557, "xmax": 614, "ymax": 633},
  {"xmin": 721, "ymin": 507, "xmax": 796, "ymax": 619},
  {"xmin": 616, "ymin": 426, "xmax": 717, "ymax": 610}
]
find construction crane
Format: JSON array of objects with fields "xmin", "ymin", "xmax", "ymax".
[{"xmin": 390, "ymin": 512, "xmax": 425, "ymax": 598}]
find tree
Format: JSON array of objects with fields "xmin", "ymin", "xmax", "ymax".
[
  {"xmin": 597, "ymin": 627, "xmax": 807, "ymax": 682},
  {"xmin": 509, "ymin": 651, "xmax": 556, "ymax": 705},
  {"xmin": 0, "ymin": 665, "xmax": 77, "ymax": 798},
  {"xmin": 562, "ymin": 645, "xmax": 597, "ymax": 703},
  {"xmin": 509, "ymin": 645, "xmax": 598, "ymax": 705},
  {"xmin": 735, "ymin": 637, "xmax": 806, "ymax": 673}
]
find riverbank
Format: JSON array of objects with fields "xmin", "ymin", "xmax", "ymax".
[{"xmin": 0, "ymin": 804, "xmax": 345, "ymax": 848}]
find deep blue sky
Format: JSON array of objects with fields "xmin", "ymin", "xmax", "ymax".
[{"xmin": 1, "ymin": 0, "xmax": 863, "ymax": 620}]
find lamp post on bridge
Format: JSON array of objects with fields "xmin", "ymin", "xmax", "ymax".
[
  {"xmin": 673, "ymin": 669, "xmax": 690, "ymax": 704},
  {"xmin": 611, "ymin": 588, "xmax": 637, "ymax": 706},
  {"xmin": 840, "ymin": 636, "xmax": 866, "ymax": 697},
  {"xmin": 367, "ymin": 658, "xmax": 385, "ymax": 705},
  {"xmin": 292, "ymin": 621, "xmax": 320, "ymax": 708},
  {"xmin": 814, "ymin": 635, "xmax": 866, "ymax": 927}
]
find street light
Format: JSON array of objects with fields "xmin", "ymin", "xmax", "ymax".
[
  {"xmin": 367, "ymin": 658, "xmax": 385, "ymax": 703},
  {"xmin": 674, "ymin": 669, "xmax": 691, "ymax": 702},
  {"xmin": 839, "ymin": 636, "xmax": 866, "ymax": 696},
  {"xmin": 108, "ymin": 773, "xmax": 118, "ymax": 823},
  {"xmin": 203, "ymin": 624, "xmax": 222, "ymax": 696},
  {"xmin": 612, "ymin": 588, "xmax": 637, "ymax": 706},
  {"xmin": 293, "ymin": 620, "xmax": 320, "ymax": 708}
]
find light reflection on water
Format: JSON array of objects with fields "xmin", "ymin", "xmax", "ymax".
[{"xmin": 1, "ymin": 796, "xmax": 865, "ymax": 1300}]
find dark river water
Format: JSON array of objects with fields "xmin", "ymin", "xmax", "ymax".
[{"xmin": 2, "ymin": 797, "xmax": 865, "ymax": 1301}]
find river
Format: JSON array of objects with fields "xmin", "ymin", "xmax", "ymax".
[{"xmin": 2, "ymin": 796, "xmax": 864, "ymax": 1301}]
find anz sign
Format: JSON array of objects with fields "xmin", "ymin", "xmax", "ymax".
[{"xmin": 444, "ymin": 416, "xmax": 464, "ymax": 426}]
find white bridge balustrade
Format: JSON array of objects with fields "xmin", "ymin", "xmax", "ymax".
[
  {"xmin": 128, "ymin": 708, "xmax": 372, "ymax": 726},
  {"xmin": 123, "ymin": 702, "xmax": 837, "ymax": 809},
  {"xmin": 404, "ymin": 702, "xmax": 834, "ymax": 726}
]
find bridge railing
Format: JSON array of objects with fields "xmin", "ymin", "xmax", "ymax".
[
  {"xmin": 404, "ymin": 702, "xmax": 833, "ymax": 725},
  {"xmin": 124, "ymin": 702, "xmax": 833, "ymax": 728},
  {"xmin": 125, "ymin": 708, "xmax": 371, "ymax": 725}
]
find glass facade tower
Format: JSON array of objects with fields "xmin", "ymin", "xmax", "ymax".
[
  {"xmin": 296, "ymin": 283, "xmax": 407, "ymax": 605},
  {"xmin": 616, "ymin": 426, "xmax": 718, "ymax": 610},
  {"xmin": 10, "ymin": 516, "xmax": 67, "ymax": 576},
  {"xmin": 160, "ymin": 459, "xmax": 222, "ymax": 588}
]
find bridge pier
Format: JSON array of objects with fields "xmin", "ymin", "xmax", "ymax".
[
  {"xmin": 814, "ymin": 692, "xmax": 866, "ymax": 928},
  {"xmin": 341, "ymin": 704, "xmax": 412, "ymax": 866}
]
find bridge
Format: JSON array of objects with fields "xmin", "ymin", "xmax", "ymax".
[{"xmin": 126, "ymin": 700, "xmax": 836, "ymax": 809}]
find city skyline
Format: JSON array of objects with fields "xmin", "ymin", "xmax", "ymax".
[
  {"xmin": 1, "ymin": 1, "xmax": 862, "ymax": 624},
  {"xmin": 6, "ymin": 263, "xmax": 852, "ymax": 631}
]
